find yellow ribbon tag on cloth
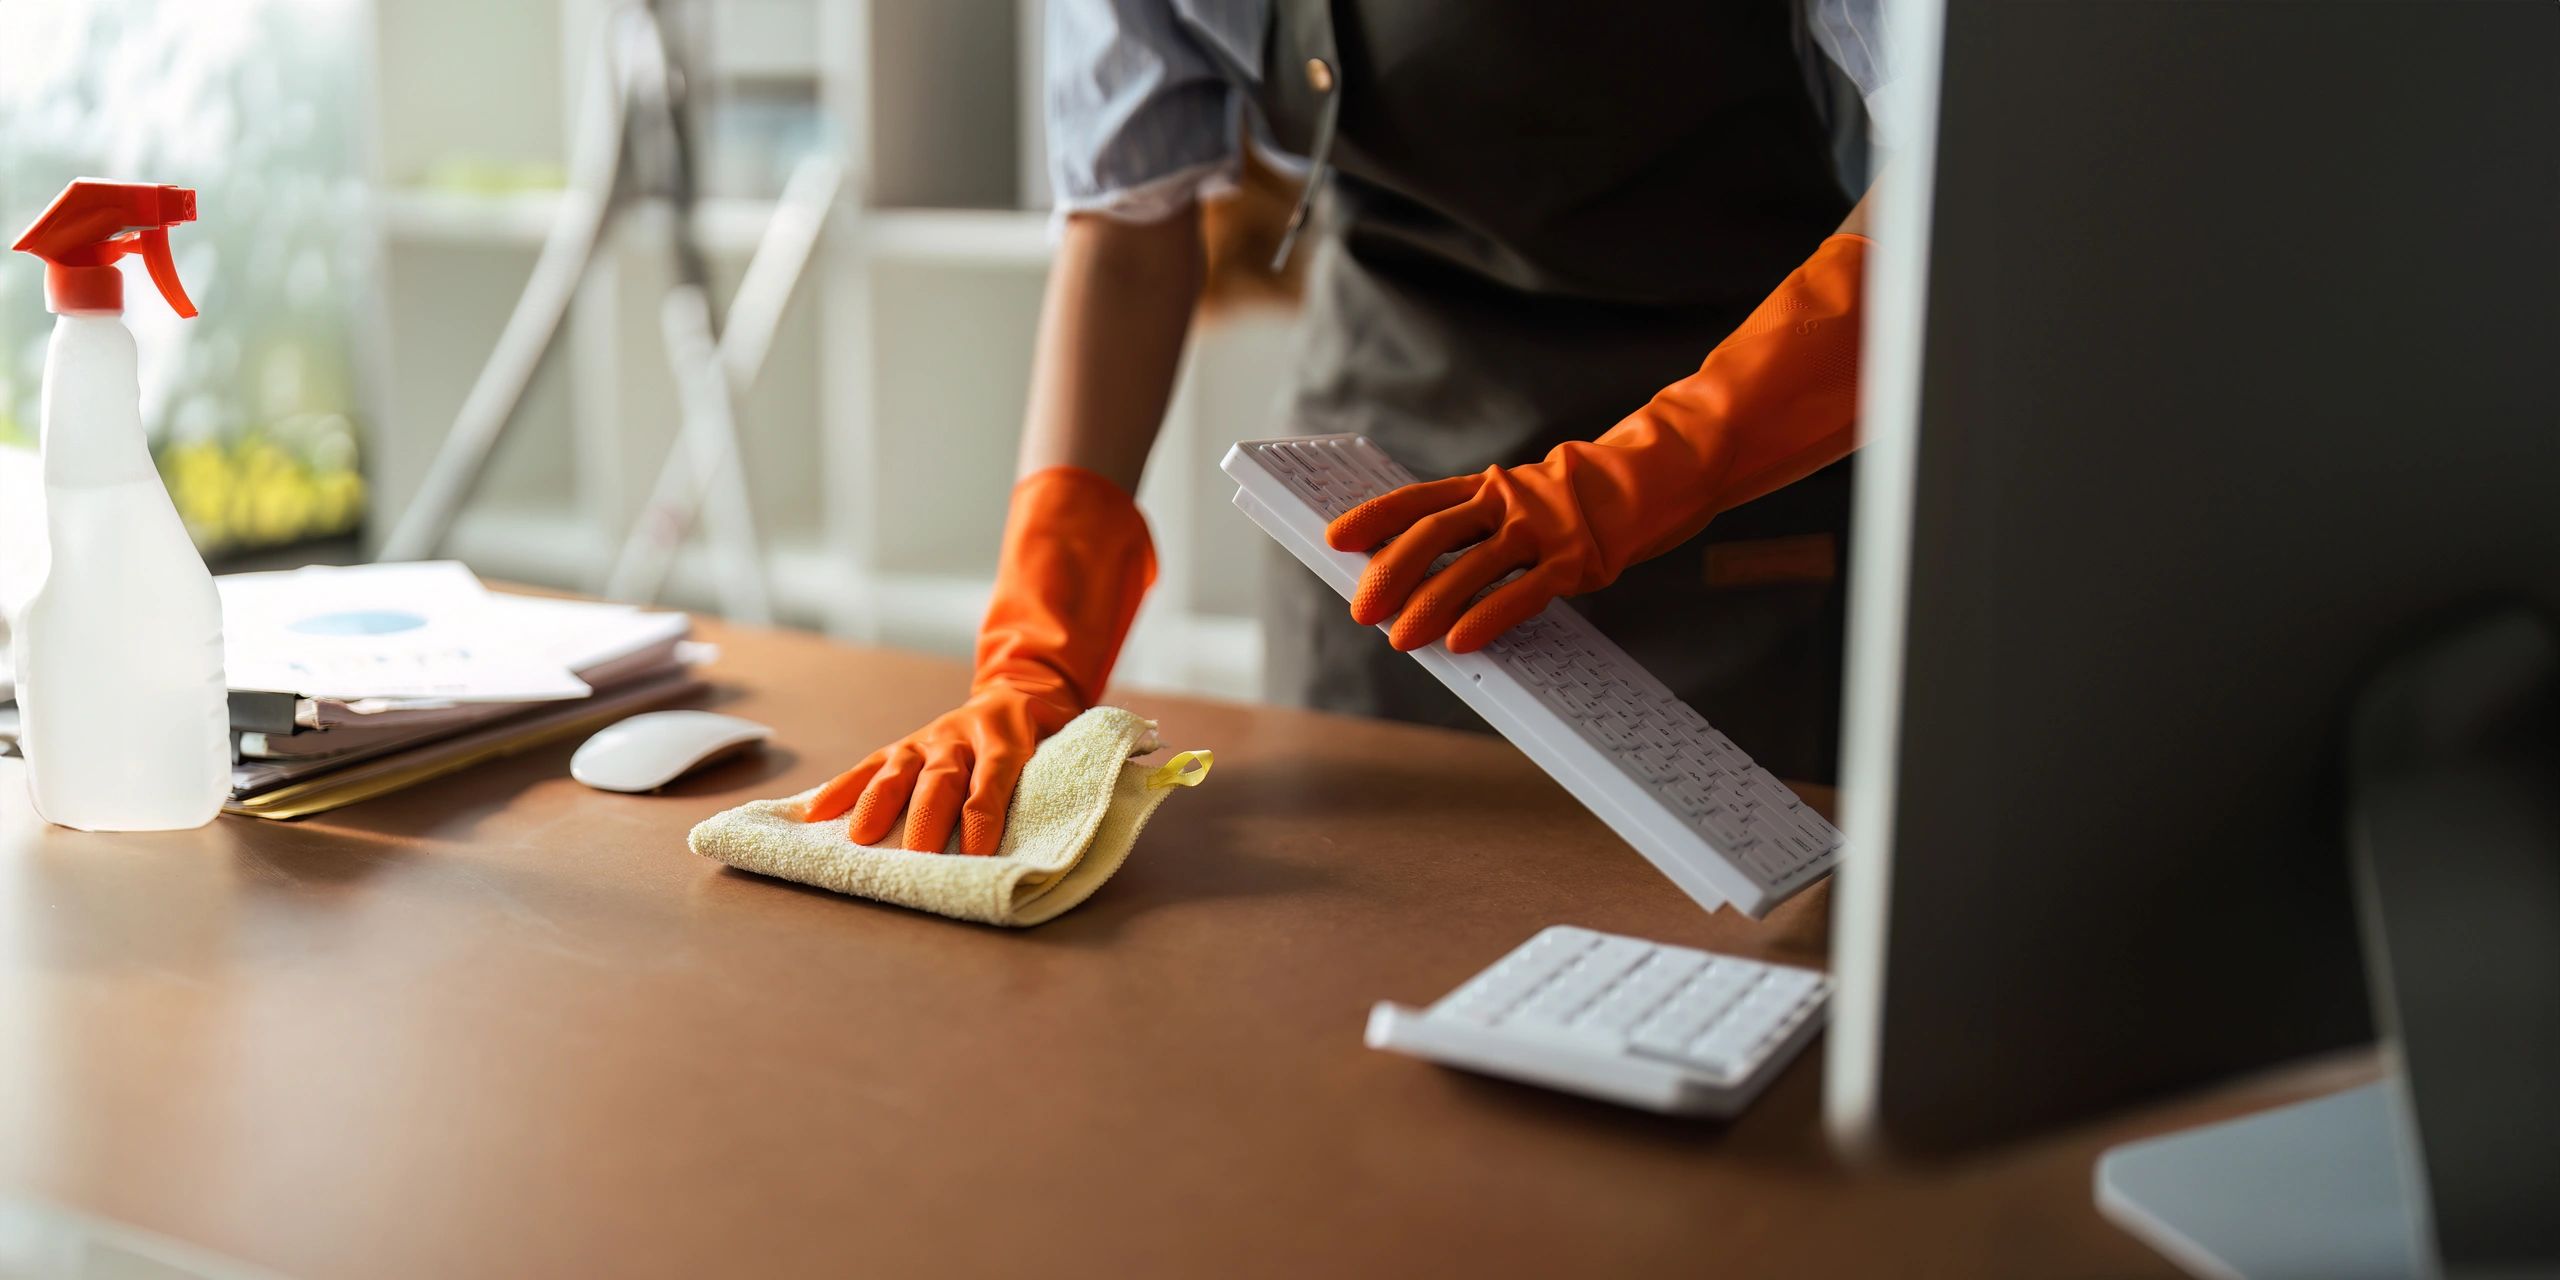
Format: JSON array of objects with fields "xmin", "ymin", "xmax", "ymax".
[{"xmin": 1147, "ymin": 750, "xmax": 1213, "ymax": 790}]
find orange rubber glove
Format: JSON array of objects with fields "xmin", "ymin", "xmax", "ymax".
[
  {"xmin": 803, "ymin": 467, "xmax": 1155, "ymax": 853},
  {"xmin": 1325, "ymin": 233, "xmax": 1867, "ymax": 654}
]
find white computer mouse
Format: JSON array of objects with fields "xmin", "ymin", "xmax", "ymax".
[{"xmin": 570, "ymin": 710, "xmax": 773, "ymax": 793}]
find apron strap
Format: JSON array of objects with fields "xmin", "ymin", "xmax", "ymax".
[{"xmin": 1267, "ymin": 7, "xmax": 1343, "ymax": 271}]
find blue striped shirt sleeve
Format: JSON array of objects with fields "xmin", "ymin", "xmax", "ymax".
[
  {"xmin": 1046, "ymin": 0, "xmax": 1245, "ymax": 222},
  {"xmin": 1806, "ymin": 0, "xmax": 1899, "ymax": 146}
]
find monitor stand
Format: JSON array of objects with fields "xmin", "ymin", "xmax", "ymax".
[
  {"xmin": 2098, "ymin": 606, "xmax": 2560, "ymax": 1280},
  {"xmin": 2096, "ymin": 1081, "xmax": 2424, "ymax": 1280}
]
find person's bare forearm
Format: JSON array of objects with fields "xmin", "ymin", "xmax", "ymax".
[
  {"xmin": 1838, "ymin": 183, "xmax": 1875, "ymax": 238},
  {"xmin": 1016, "ymin": 210, "xmax": 1206, "ymax": 490}
]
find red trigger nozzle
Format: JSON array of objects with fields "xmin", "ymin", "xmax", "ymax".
[{"xmin": 11, "ymin": 179, "xmax": 201, "ymax": 317}]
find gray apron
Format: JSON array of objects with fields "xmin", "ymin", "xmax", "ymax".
[{"xmin": 1247, "ymin": 0, "xmax": 1857, "ymax": 783}]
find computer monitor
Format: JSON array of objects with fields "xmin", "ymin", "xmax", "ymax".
[{"xmin": 1826, "ymin": 0, "xmax": 2560, "ymax": 1163}]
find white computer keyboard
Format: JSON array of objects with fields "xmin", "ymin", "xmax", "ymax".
[
  {"xmin": 1222, "ymin": 434, "xmax": 1841, "ymax": 917},
  {"xmin": 1366, "ymin": 926, "xmax": 1830, "ymax": 1115}
]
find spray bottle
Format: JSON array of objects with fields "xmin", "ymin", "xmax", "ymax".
[{"xmin": 9, "ymin": 179, "xmax": 227, "ymax": 830}]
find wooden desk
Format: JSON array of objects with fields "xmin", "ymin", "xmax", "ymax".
[{"xmin": 0, "ymin": 618, "xmax": 2363, "ymax": 1278}]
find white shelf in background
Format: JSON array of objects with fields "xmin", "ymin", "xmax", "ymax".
[
  {"xmin": 709, "ymin": 0, "xmax": 823, "ymax": 82},
  {"xmin": 652, "ymin": 535, "xmax": 846, "ymax": 628},
  {"xmin": 381, "ymin": 188, "xmax": 573, "ymax": 247},
  {"xmin": 442, "ymin": 505, "xmax": 611, "ymax": 585},
  {"xmin": 381, "ymin": 188, "xmax": 787, "ymax": 255},
  {"xmin": 861, "ymin": 209, "xmax": 1051, "ymax": 268},
  {"xmin": 442, "ymin": 505, "xmax": 844, "ymax": 625},
  {"xmin": 382, "ymin": 191, "xmax": 1049, "ymax": 268}
]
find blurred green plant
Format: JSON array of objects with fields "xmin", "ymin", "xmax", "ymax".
[{"xmin": 163, "ymin": 417, "xmax": 365, "ymax": 550}]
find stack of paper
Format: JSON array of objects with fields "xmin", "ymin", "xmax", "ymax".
[{"xmin": 216, "ymin": 563, "xmax": 709, "ymax": 819}]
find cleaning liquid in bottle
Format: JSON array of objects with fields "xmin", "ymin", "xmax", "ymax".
[{"xmin": 9, "ymin": 179, "xmax": 227, "ymax": 831}]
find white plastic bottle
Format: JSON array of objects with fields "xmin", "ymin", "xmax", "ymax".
[{"xmin": 10, "ymin": 179, "xmax": 227, "ymax": 830}]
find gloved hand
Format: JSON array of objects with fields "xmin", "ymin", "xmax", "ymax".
[
  {"xmin": 1325, "ymin": 233, "xmax": 1868, "ymax": 654},
  {"xmin": 803, "ymin": 467, "xmax": 1155, "ymax": 853}
]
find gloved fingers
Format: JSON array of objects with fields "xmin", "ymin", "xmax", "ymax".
[
  {"xmin": 847, "ymin": 743, "xmax": 925, "ymax": 845},
  {"xmin": 958, "ymin": 747, "xmax": 1030, "ymax": 857},
  {"xmin": 1446, "ymin": 562, "xmax": 1578, "ymax": 653},
  {"xmin": 1385, "ymin": 528, "xmax": 1537, "ymax": 652},
  {"xmin": 1348, "ymin": 495, "xmax": 1503, "ymax": 627},
  {"xmin": 900, "ymin": 742, "xmax": 975, "ymax": 854},
  {"xmin": 802, "ymin": 749, "xmax": 888, "ymax": 822},
  {"xmin": 1325, "ymin": 474, "xmax": 1481, "ymax": 553}
]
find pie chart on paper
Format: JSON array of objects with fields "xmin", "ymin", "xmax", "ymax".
[{"xmin": 287, "ymin": 609, "xmax": 430, "ymax": 637}]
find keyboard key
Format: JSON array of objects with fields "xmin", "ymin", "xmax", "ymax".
[
  {"xmin": 1694, "ymin": 805, "xmax": 1750, "ymax": 848},
  {"xmin": 1684, "ymin": 1028, "xmax": 1759, "ymax": 1077},
  {"xmin": 1721, "ymin": 833, "xmax": 1779, "ymax": 882},
  {"xmin": 1691, "ymin": 966, "xmax": 1756, "ymax": 1009},
  {"xmin": 1635, "ymin": 946, "xmax": 1710, "ymax": 988},
  {"xmin": 1649, "ymin": 990, "xmax": 1739, "ymax": 1043},
  {"xmin": 1576, "ymin": 989, "xmax": 1662, "ymax": 1036},
  {"xmin": 1620, "ymin": 745, "xmax": 1681, "ymax": 784},
  {"xmin": 1760, "ymin": 967, "xmax": 1823, "ymax": 1005},
  {"xmin": 1741, "ymin": 773, "xmax": 1803, "ymax": 812},
  {"xmin": 1534, "ymin": 925, "xmax": 1600, "ymax": 954},
  {"xmin": 1581, "ymin": 934, "xmax": 1654, "ymax": 975},
  {"xmin": 1555, "ymin": 682, "xmax": 1605, "ymax": 720},
  {"xmin": 1726, "ymin": 995, "xmax": 1794, "ymax": 1039},
  {"xmin": 1670, "ymin": 747, "xmax": 1725, "ymax": 783},
  {"xmin": 1755, "ymin": 820, "xmax": 1825, "ymax": 868},
  {"xmin": 1684, "ymin": 1048, "xmax": 1745, "ymax": 1079},
  {"xmin": 1631, "ymin": 1021, "xmax": 1698, "ymax": 1058},
  {"xmin": 1586, "ymin": 711, "xmax": 1640, "ymax": 752},
  {"xmin": 1663, "ymin": 776, "xmax": 1719, "ymax": 816},
  {"xmin": 1512, "ymin": 993, "xmax": 1589, "ymax": 1030},
  {"xmin": 1548, "ymin": 964, "xmax": 1642, "ymax": 1010}
]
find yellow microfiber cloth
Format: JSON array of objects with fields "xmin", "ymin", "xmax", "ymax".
[{"xmin": 686, "ymin": 706, "xmax": 1210, "ymax": 927}]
